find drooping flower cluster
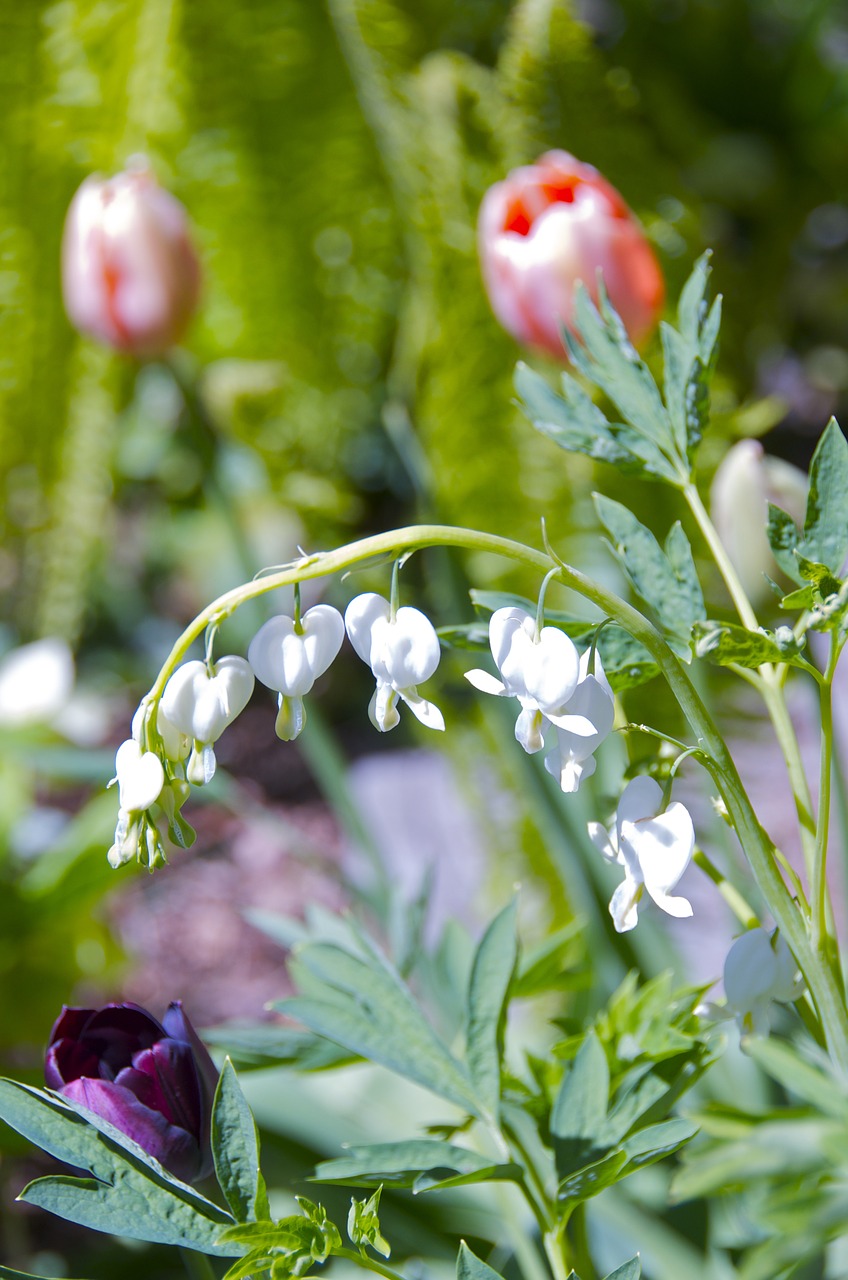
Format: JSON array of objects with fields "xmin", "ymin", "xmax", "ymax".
[
  {"xmin": 465, "ymin": 606, "xmax": 614, "ymax": 791},
  {"xmin": 107, "ymin": 583, "xmax": 702, "ymax": 932},
  {"xmin": 108, "ymin": 590, "xmax": 445, "ymax": 868}
]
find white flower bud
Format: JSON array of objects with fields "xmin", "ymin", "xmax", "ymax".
[{"xmin": 711, "ymin": 440, "xmax": 808, "ymax": 603}]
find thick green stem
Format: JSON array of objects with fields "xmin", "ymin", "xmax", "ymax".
[
  {"xmin": 683, "ymin": 483, "xmax": 759, "ymax": 631},
  {"xmin": 683, "ymin": 482, "xmax": 818, "ymax": 880},
  {"xmin": 812, "ymin": 638, "xmax": 838, "ymax": 949},
  {"xmin": 542, "ymin": 1227, "xmax": 572, "ymax": 1280}
]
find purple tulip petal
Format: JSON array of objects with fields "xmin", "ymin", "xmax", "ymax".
[
  {"xmin": 61, "ymin": 1077, "xmax": 200, "ymax": 1183},
  {"xmin": 81, "ymin": 1004, "xmax": 165, "ymax": 1077},
  {"xmin": 46, "ymin": 1038, "xmax": 101, "ymax": 1089},
  {"xmin": 162, "ymin": 1001, "xmax": 218, "ymax": 1116},
  {"xmin": 47, "ymin": 1006, "xmax": 98, "ymax": 1049},
  {"xmin": 129, "ymin": 1040, "xmax": 201, "ymax": 1135}
]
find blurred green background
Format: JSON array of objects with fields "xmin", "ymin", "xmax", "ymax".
[{"xmin": 1, "ymin": 0, "xmax": 848, "ymax": 1275}]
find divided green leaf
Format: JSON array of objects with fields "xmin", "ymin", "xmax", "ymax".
[
  {"xmin": 593, "ymin": 496, "xmax": 705, "ymax": 655},
  {"xmin": 276, "ymin": 936, "xmax": 480, "ymax": 1114},
  {"xmin": 212, "ymin": 1059, "xmax": 271, "ymax": 1223},
  {"xmin": 465, "ymin": 899, "xmax": 518, "ymax": 1120}
]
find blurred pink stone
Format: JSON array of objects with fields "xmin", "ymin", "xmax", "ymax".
[
  {"xmin": 62, "ymin": 160, "xmax": 201, "ymax": 358},
  {"xmin": 478, "ymin": 151, "xmax": 664, "ymax": 356}
]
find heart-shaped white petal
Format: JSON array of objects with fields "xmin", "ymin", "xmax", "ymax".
[
  {"xmin": 345, "ymin": 594, "xmax": 391, "ymax": 667},
  {"xmin": 620, "ymin": 800, "xmax": 694, "ymax": 915},
  {"xmin": 489, "ymin": 609, "xmax": 579, "ymax": 710},
  {"xmin": 347, "ymin": 594, "xmax": 443, "ymax": 732},
  {"xmin": 380, "ymin": 606, "xmax": 441, "ymax": 686},
  {"xmin": 249, "ymin": 605, "xmax": 344, "ymax": 696},
  {"xmin": 489, "ymin": 608, "xmax": 537, "ymax": 692},
  {"xmin": 520, "ymin": 627, "xmax": 580, "ymax": 711},
  {"xmin": 161, "ymin": 656, "xmax": 254, "ymax": 744},
  {"xmin": 114, "ymin": 739, "xmax": 164, "ymax": 812},
  {"xmin": 616, "ymin": 775, "xmax": 664, "ymax": 830}
]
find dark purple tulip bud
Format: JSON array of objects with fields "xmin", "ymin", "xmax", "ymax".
[{"xmin": 45, "ymin": 1001, "xmax": 218, "ymax": 1184}]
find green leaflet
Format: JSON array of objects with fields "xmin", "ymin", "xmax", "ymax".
[
  {"xmin": 567, "ymin": 286, "xmax": 673, "ymax": 453},
  {"xmin": 312, "ymin": 1139, "xmax": 516, "ymax": 1188},
  {"xmin": 604, "ymin": 1260, "xmax": 642, "ymax": 1280},
  {"xmin": 551, "ymin": 1030, "xmax": 611, "ymax": 1179},
  {"xmin": 743, "ymin": 1038, "xmax": 848, "ymax": 1119},
  {"xmin": 457, "ymin": 1241, "xmax": 507, "ymax": 1280},
  {"xmin": 348, "ymin": 1187, "xmax": 390, "ymax": 1257},
  {"xmin": 766, "ymin": 502, "xmax": 803, "ymax": 583},
  {"xmin": 514, "ymin": 361, "xmax": 678, "ymax": 484},
  {"xmin": 802, "ymin": 417, "xmax": 848, "ymax": 573},
  {"xmin": 212, "ymin": 1059, "xmax": 271, "ymax": 1224},
  {"xmin": 692, "ymin": 620, "xmax": 805, "ymax": 669},
  {"xmin": 593, "ymin": 496, "xmax": 704, "ymax": 656},
  {"xmin": 664, "ymin": 251, "xmax": 720, "ymax": 461},
  {"xmin": 557, "ymin": 1150, "xmax": 628, "ymax": 1205},
  {"xmin": 465, "ymin": 898, "xmax": 518, "ymax": 1121},
  {"xmin": 568, "ymin": 1263, "xmax": 642, "ymax": 1280}
]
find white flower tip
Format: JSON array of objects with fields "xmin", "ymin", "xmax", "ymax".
[
  {"xmin": 403, "ymin": 692, "xmax": 445, "ymax": 731},
  {"xmin": 464, "ymin": 668, "xmax": 507, "ymax": 696}
]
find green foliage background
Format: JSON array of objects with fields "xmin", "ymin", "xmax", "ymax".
[{"xmin": 1, "ymin": 0, "xmax": 848, "ymax": 1276}]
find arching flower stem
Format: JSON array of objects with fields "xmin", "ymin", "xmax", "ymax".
[{"xmin": 141, "ymin": 521, "xmax": 848, "ymax": 1070}]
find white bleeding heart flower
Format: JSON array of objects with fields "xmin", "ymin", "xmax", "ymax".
[
  {"xmin": 106, "ymin": 740, "xmax": 167, "ymax": 870},
  {"xmin": 345, "ymin": 593, "xmax": 444, "ymax": 733},
  {"xmin": 248, "ymin": 604, "xmax": 345, "ymax": 741},
  {"xmin": 160, "ymin": 656, "xmax": 255, "ymax": 785},
  {"xmin": 544, "ymin": 647, "xmax": 615, "ymax": 792},
  {"xmin": 112, "ymin": 738, "xmax": 165, "ymax": 813},
  {"xmin": 699, "ymin": 928, "xmax": 804, "ymax": 1037},
  {"xmin": 466, "ymin": 607, "xmax": 589, "ymax": 755},
  {"xmin": 588, "ymin": 775, "xmax": 695, "ymax": 932},
  {"xmin": 132, "ymin": 698, "xmax": 190, "ymax": 762}
]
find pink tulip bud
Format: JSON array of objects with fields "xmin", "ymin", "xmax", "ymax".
[
  {"xmin": 61, "ymin": 160, "xmax": 201, "ymax": 358},
  {"xmin": 478, "ymin": 151, "xmax": 664, "ymax": 357}
]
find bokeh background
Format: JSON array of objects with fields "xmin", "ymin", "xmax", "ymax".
[{"xmin": 2, "ymin": 0, "xmax": 848, "ymax": 1275}]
